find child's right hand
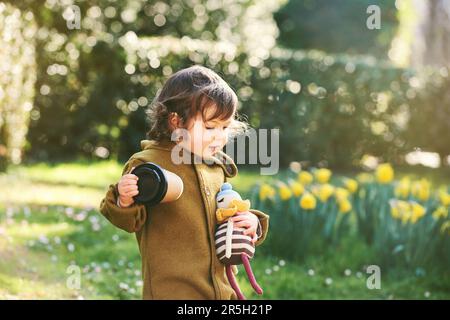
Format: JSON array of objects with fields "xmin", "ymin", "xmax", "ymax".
[{"xmin": 117, "ymin": 167, "xmax": 139, "ymax": 207}]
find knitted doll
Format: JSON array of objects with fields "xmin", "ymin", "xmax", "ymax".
[{"xmin": 214, "ymin": 183, "xmax": 263, "ymax": 300}]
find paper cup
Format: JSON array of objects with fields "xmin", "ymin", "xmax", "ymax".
[{"xmin": 132, "ymin": 162, "xmax": 183, "ymax": 206}]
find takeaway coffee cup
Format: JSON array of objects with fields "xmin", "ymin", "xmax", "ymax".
[{"xmin": 131, "ymin": 162, "xmax": 183, "ymax": 206}]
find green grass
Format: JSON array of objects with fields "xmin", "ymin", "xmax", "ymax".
[
  {"xmin": 7, "ymin": 160, "xmax": 123, "ymax": 190},
  {"xmin": 0, "ymin": 160, "xmax": 449, "ymax": 299}
]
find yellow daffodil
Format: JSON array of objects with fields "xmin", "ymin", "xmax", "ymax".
[
  {"xmin": 440, "ymin": 221, "xmax": 450, "ymax": 235},
  {"xmin": 335, "ymin": 187, "xmax": 350, "ymax": 202},
  {"xmin": 298, "ymin": 171, "xmax": 313, "ymax": 185},
  {"xmin": 411, "ymin": 179, "xmax": 431, "ymax": 201},
  {"xmin": 315, "ymin": 168, "xmax": 332, "ymax": 184},
  {"xmin": 344, "ymin": 178, "xmax": 358, "ymax": 193},
  {"xmin": 398, "ymin": 200, "xmax": 411, "ymax": 211},
  {"xmin": 318, "ymin": 183, "xmax": 334, "ymax": 202},
  {"xmin": 289, "ymin": 181, "xmax": 305, "ymax": 197},
  {"xmin": 432, "ymin": 206, "xmax": 448, "ymax": 220},
  {"xmin": 390, "ymin": 204, "xmax": 400, "ymax": 219},
  {"xmin": 375, "ymin": 163, "xmax": 394, "ymax": 184},
  {"xmin": 410, "ymin": 202, "xmax": 426, "ymax": 224},
  {"xmin": 438, "ymin": 190, "xmax": 450, "ymax": 207},
  {"xmin": 338, "ymin": 199, "xmax": 352, "ymax": 213},
  {"xmin": 389, "ymin": 199, "xmax": 400, "ymax": 219},
  {"xmin": 300, "ymin": 193, "xmax": 317, "ymax": 210},
  {"xmin": 259, "ymin": 184, "xmax": 275, "ymax": 201},
  {"xmin": 389, "ymin": 199, "xmax": 412, "ymax": 222},
  {"xmin": 278, "ymin": 183, "xmax": 293, "ymax": 201},
  {"xmin": 395, "ymin": 177, "xmax": 410, "ymax": 198},
  {"xmin": 401, "ymin": 209, "xmax": 412, "ymax": 224}
]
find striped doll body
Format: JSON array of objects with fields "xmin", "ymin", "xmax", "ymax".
[
  {"xmin": 215, "ymin": 220, "xmax": 255, "ymax": 265},
  {"xmin": 214, "ymin": 182, "xmax": 263, "ymax": 299}
]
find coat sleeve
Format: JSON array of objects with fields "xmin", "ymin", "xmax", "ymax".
[
  {"xmin": 99, "ymin": 158, "xmax": 148, "ymax": 233},
  {"xmin": 248, "ymin": 209, "xmax": 269, "ymax": 247}
]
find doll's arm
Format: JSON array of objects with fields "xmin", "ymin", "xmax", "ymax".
[
  {"xmin": 99, "ymin": 158, "xmax": 148, "ymax": 233},
  {"xmin": 248, "ymin": 209, "xmax": 269, "ymax": 247}
]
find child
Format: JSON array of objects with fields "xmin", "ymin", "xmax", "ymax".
[{"xmin": 99, "ymin": 65, "xmax": 269, "ymax": 300}]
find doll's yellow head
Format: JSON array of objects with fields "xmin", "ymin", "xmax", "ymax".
[{"xmin": 215, "ymin": 183, "xmax": 250, "ymax": 223}]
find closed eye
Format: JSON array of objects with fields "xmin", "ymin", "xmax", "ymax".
[{"xmin": 218, "ymin": 198, "xmax": 224, "ymax": 203}]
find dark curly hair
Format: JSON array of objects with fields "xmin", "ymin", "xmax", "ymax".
[{"xmin": 146, "ymin": 65, "xmax": 247, "ymax": 141}]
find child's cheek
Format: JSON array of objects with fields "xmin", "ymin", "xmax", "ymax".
[
  {"xmin": 203, "ymin": 129, "xmax": 214, "ymax": 144},
  {"xmin": 191, "ymin": 125, "xmax": 206, "ymax": 152}
]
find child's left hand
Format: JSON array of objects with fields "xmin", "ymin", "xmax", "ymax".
[{"xmin": 231, "ymin": 211, "xmax": 259, "ymax": 244}]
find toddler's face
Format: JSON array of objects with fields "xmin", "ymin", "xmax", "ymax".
[{"xmin": 179, "ymin": 106, "xmax": 233, "ymax": 159}]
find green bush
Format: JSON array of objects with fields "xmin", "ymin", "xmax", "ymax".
[
  {"xmin": 241, "ymin": 48, "xmax": 415, "ymax": 168},
  {"xmin": 3, "ymin": 0, "xmax": 449, "ymax": 170},
  {"xmin": 274, "ymin": 0, "xmax": 398, "ymax": 58}
]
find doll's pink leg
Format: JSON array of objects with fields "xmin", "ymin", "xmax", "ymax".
[
  {"xmin": 241, "ymin": 253, "xmax": 263, "ymax": 295},
  {"xmin": 226, "ymin": 265, "xmax": 246, "ymax": 300}
]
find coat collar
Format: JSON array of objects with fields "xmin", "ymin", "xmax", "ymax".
[
  {"xmin": 140, "ymin": 139, "xmax": 176, "ymax": 151},
  {"xmin": 140, "ymin": 139, "xmax": 238, "ymax": 178},
  {"xmin": 208, "ymin": 150, "xmax": 238, "ymax": 178}
]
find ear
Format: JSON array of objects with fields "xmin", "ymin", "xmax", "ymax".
[{"xmin": 168, "ymin": 112, "xmax": 181, "ymax": 131}]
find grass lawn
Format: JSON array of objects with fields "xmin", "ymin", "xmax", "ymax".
[{"xmin": 0, "ymin": 161, "xmax": 449, "ymax": 299}]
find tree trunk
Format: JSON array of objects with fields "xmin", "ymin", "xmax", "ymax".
[{"xmin": 412, "ymin": 0, "xmax": 450, "ymax": 69}]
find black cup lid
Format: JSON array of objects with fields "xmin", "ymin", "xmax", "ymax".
[{"xmin": 132, "ymin": 162, "xmax": 168, "ymax": 206}]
